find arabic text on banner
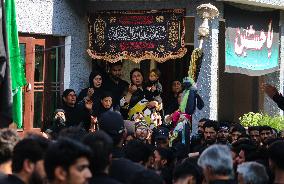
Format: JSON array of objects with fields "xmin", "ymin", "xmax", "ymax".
[
  {"xmin": 87, "ymin": 9, "xmax": 187, "ymax": 63},
  {"xmin": 225, "ymin": 5, "xmax": 280, "ymax": 76}
]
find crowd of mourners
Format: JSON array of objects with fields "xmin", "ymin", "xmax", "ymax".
[{"xmin": 1, "ymin": 61, "xmax": 284, "ymax": 184}]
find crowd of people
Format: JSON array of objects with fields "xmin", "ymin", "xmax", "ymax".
[
  {"xmin": 1, "ymin": 112, "xmax": 284, "ymax": 184},
  {"xmin": 1, "ymin": 61, "xmax": 284, "ymax": 184}
]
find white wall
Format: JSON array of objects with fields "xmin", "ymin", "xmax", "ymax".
[{"xmin": 16, "ymin": 0, "xmax": 91, "ymax": 93}]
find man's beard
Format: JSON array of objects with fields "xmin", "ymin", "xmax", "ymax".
[
  {"xmin": 29, "ymin": 170, "xmax": 46, "ymax": 184},
  {"xmin": 111, "ymin": 75, "xmax": 120, "ymax": 81},
  {"xmin": 136, "ymin": 136, "xmax": 146, "ymax": 141},
  {"xmin": 217, "ymin": 137, "xmax": 228, "ymax": 144},
  {"xmin": 205, "ymin": 138, "xmax": 216, "ymax": 145}
]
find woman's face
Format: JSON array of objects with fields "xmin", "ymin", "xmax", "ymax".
[
  {"xmin": 172, "ymin": 81, "xmax": 182, "ymax": 94},
  {"xmin": 93, "ymin": 75, "xmax": 102, "ymax": 88},
  {"xmin": 131, "ymin": 71, "xmax": 143, "ymax": 86}
]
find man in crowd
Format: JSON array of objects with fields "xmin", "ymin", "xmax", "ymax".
[
  {"xmin": 197, "ymin": 118, "xmax": 209, "ymax": 134},
  {"xmin": 82, "ymin": 131, "xmax": 121, "ymax": 184},
  {"xmin": 0, "ymin": 129, "xmax": 19, "ymax": 177},
  {"xmin": 173, "ymin": 158, "xmax": 203, "ymax": 184},
  {"xmin": 248, "ymin": 126, "xmax": 261, "ymax": 146},
  {"xmin": 232, "ymin": 138, "xmax": 259, "ymax": 166},
  {"xmin": 268, "ymin": 140, "xmax": 284, "ymax": 184},
  {"xmin": 98, "ymin": 111, "xmax": 126, "ymax": 158},
  {"xmin": 0, "ymin": 136, "xmax": 50, "ymax": 184},
  {"xmin": 230, "ymin": 124, "xmax": 246, "ymax": 143},
  {"xmin": 44, "ymin": 138, "xmax": 92, "ymax": 184},
  {"xmin": 198, "ymin": 144, "xmax": 236, "ymax": 184},
  {"xmin": 102, "ymin": 62, "xmax": 129, "ymax": 107},
  {"xmin": 98, "ymin": 111, "xmax": 145, "ymax": 183},
  {"xmin": 129, "ymin": 170, "xmax": 164, "ymax": 184},
  {"xmin": 125, "ymin": 140, "xmax": 153, "ymax": 168},
  {"xmin": 192, "ymin": 120, "xmax": 218, "ymax": 153},
  {"xmin": 217, "ymin": 122, "xmax": 230, "ymax": 145},
  {"xmin": 237, "ymin": 162, "xmax": 269, "ymax": 184},
  {"xmin": 259, "ymin": 125, "xmax": 273, "ymax": 145},
  {"xmin": 153, "ymin": 147, "xmax": 175, "ymax": 184},
  {"xmin": 153, "ymin": 127, "xmax": 170, "ymax": 148},
  {"xmin": 190, "ymin": 118, "xmax": 208, "ymax": 152}
]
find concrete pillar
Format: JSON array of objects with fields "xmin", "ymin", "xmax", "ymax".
[{"xmin": 191, "ymin": 2, "xmax": 223, "ymax": 127}]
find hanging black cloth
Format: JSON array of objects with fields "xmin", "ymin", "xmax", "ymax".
[{"xmin": 0, "ymin": 0, "xmax": 13, "ymax": 127}]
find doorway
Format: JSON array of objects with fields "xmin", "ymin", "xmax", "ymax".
[{"xmin": 19, "ymin": 34, "xmax": 64, "ymax": 131}]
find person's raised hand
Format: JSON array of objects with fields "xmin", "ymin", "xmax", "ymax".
[
  {"xmin": 147, "ymin": 101, "xmax": 159, "ymax": 109},
  {"xmin": 89, "ymin": 116, "xmax": 98, "ymax": 133},
  {"xmin": 262, "ymin": 83, "xmax": 279, "ymax": 98},
  {"xmin": 84, "ymin": 97, "xmax": 93, "ymax": 111},
  {"xmin": 87, "ymin": 88, "xmax": 94, "ymax": 98},
  {"xmin": 129, "ymin": 84, "xmax": 137, "ymax": 94},
  {"xmin": 151, "ymin": 85, "xmax": 156, "ymax": 92}
]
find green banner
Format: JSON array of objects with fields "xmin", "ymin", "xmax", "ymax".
[
  {"xmin": 5, "ymin": 0, "xmax": 26, "ymax": 127},
  {"xmin": 225, "ymin": 5, "xmax": 280, "ymax": 76}
]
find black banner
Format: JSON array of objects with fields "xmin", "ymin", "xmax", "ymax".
[{"xmin": 87, "ymin": 9, "xmax": 187, "ymax": 63}]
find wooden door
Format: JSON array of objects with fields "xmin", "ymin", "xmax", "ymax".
[
  {"xmin": 19, "ymin": 35, "xmax": 64, "ymax": 132},
  {"xmin": 19, "ymin": 37, "xmax": 45, "ymax": 131}
]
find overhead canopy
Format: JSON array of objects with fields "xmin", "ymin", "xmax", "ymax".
[{"xmin": 87, "ymin": 9, "xmax": 187, "ymax": 63}]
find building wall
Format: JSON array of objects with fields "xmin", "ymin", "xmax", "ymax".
[
  {"xmin": 16, "ymin": 0, "xmax": 91, "ymax": 93},
  {"xmin": 88, "ymin": 0, "xmax": 222, "ymax": 125},
  {"xmin": 15, "ymin": 0, "xmax": 284, "ymax": 124}
]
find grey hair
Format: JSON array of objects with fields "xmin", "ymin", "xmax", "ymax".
[
  {"xmin": 237, "ymin": 162, "xmax": 269, "ymax": 184},
  {"xmin": 197, "ymin": 144, "xmax": 233, "ymax": 176}
]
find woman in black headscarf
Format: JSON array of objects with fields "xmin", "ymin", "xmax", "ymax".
[
  {"xmin": 78, "ymin": 71, "xmax": 104, "ymax": 109},
  {"xmin": 164, "ymin": 80, "xmax": 183, "ymax": 115}
]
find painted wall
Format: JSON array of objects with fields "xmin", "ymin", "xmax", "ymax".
[{"xmin": 15, "ymin": 0, "xmax": 91, "ymax": 93}]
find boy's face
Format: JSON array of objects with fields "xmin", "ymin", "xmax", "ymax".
[
  {"xmin": 67, "ymin": 157, "xmax": 92, "ymax": 184},
  {"xmin": 231, "ymin": 131, "xmax": 242, "ymax": 142},
  {"xmin": 101, "ymin": 97, "xmax": 112, "ymax": 109},
  {"xmin": 149, "ymin": 72, "xmax": 158, "ymax": 82}
]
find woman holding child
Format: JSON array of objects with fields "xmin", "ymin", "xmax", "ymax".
[{"xmin": 120, "ymin": 68, "xmax": 162, "ymax": 127}]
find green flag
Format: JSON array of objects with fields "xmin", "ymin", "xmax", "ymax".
[{"xmin": 5, "ymin": 0, "xmax": 26, "ymax": 128}]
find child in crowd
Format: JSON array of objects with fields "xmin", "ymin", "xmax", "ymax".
[
  {"xmin": 93, "ymin": 91, "xmax": 120, "ymax": 118},
  {"xmin": 145, "ymin": 69, "xmax": 163, "ymax": 101}
]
